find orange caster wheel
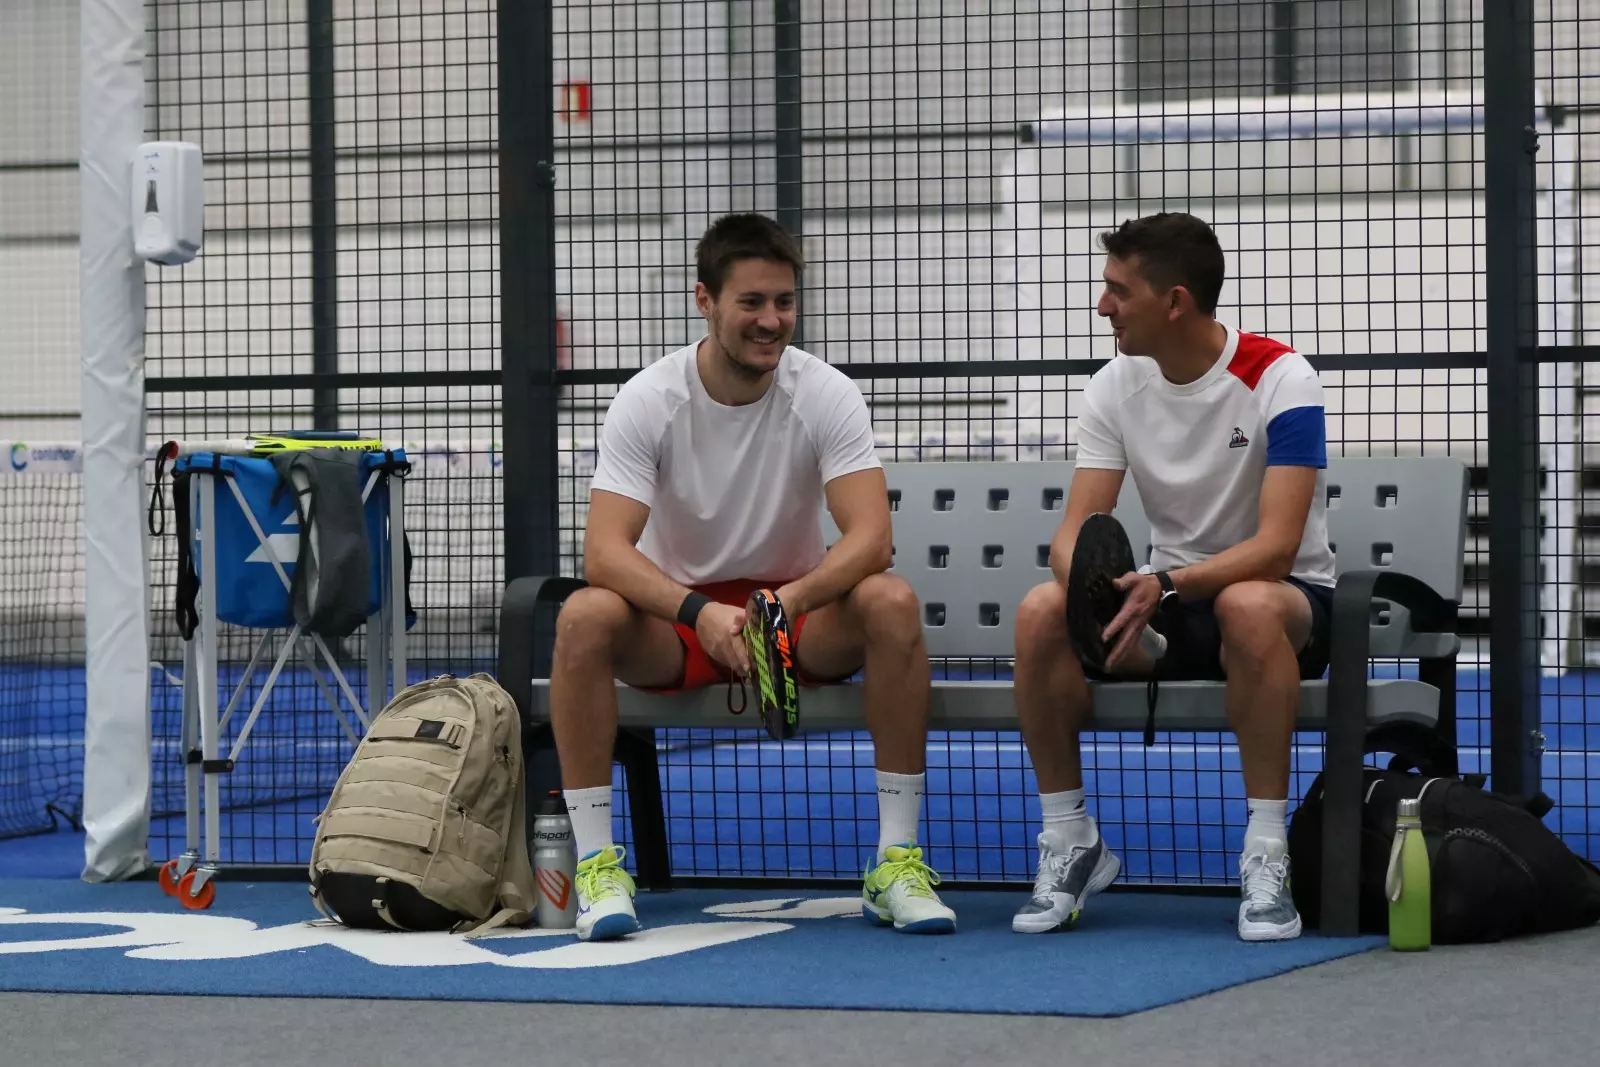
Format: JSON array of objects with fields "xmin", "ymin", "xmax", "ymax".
[
  {"xmin": 158, "ymin": 859, "xmax": 182, "ymax": 896},
  {"xmin": 176, "ymin": 871, "xmax": 216, "ymax": 910}
]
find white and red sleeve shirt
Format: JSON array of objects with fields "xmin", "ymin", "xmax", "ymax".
[{"xmin": 1074, "ymin": 324, "xmax": 1336, "ymax": 589}]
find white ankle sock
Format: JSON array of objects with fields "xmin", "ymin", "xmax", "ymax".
[
  {"xmin": 1040, "ymin": 787, "xmax": 1097, "ymax": 849},
  {"xmin": 564, "ymin": 785, "xmax": 615, "ymax": 859},
  {"xmin": 875, "ymin": 770, "xmax": 925, "ymax": 861},
  {"xmin": 1244, "ymin": 797, "xmax": 1288, "ymax": 854}
]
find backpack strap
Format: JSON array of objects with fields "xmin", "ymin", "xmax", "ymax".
[
  {"xmin": 168, "ymin": 452, "xmax": 224, "ymax": 644},
  {"xmin": 306, "ymin": 880, "xmax": 340, "ymax": 926},
  {"xmin": 370, "ymin": 877, "xmax": 416, "ymax": 932}
]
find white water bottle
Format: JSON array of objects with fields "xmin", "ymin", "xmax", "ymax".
[{"xmin": 532, "ymin": 790, "xmax": 578, "ymax": 929}]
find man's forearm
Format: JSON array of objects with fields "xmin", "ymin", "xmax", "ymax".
[
  {"xmin": 1169, "ymin": 535, "xmax": 1296, "ymax": 601},
  {"xmin": 585, "ymin": 542, "xmax": 697, "ymax": 623},
  {"xmin": 777, "ymin": 528, "xmax": 892, "ymax": 617}
]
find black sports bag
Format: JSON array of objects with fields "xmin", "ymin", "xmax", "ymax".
[{"xmin": 1289, "ymin": 732, "xmax": 1600, "ymax": 944}]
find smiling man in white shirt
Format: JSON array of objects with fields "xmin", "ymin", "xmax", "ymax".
[
  {"xmin": 548, "ymin": 212, "xmax": 957, "ymax": 941},
  {"xmin": 1010, "ymin": 212, "xmax": 1335, "ymax": 942}
]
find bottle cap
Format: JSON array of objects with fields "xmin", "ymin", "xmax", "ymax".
[
  {"xmin": 1397, "ymin": 797, "xmax": 1421, "ymax": 818},
  {"xmin": 535, "ymin": 789, "xmax": 568, "ymax": 817}
]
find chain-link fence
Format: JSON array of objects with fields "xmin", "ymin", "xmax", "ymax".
[
  {"xmin": 2, "ymin": 1, "xmax": 1595, "ymax": 890},
  {"xmin": 542, "ymin": 0, "xmax": 1591, "ymax": 883}
]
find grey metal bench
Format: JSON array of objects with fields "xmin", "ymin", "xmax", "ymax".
[{"xmin": 497, "ymin": 455, "xmax": 1468, "ymax": 937}]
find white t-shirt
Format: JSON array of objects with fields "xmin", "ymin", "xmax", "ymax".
[
  {"xmin": 1075, "ymin": 324, "xmax": 1336, "ymax": 589},
  {"xmin": 589, "ymin": 340, "xmax": 882, "ymax": 587}
]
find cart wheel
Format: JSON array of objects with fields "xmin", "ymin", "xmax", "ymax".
[
  {"xmin": 176, "ymin": 871, "xmax": 216, "ymax": 910},
  {"xmin": 158, "ymin": 859, "xmax": 181, "ymax": 896}
]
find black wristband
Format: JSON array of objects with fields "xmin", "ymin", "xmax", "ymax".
[{"xmin": 676, "ymin": 591, "xmax": 712, "ymax": 628}]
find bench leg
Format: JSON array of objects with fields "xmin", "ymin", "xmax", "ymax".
[
  {"xmin": 1418, "ymin": 638, "xmax": 1460, "ymax": 777},
  {"xmin": 521, "ymin": 721, "xmax": 565, "ymax": 822},
  {"xmin": 1319, "ymin": 733, "xmax": 1363, "ymax": 938},
  {"xmin": 615, "ymin": 727, "xmax": 672, "ymax": 892}
]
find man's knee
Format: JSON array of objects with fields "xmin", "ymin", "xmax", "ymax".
[
  {"xmin": 1215, "ymin": 582, "xmax": 1299, "ymax": 664},
  {"xmin": 553, "ymin": 586, "xmax": 633, "ymax": 667},
  {"xmin": 849, "ymin": 572, "xmax": 922, "ymax": 643},
  {"xmin": 1015, "ymin": 581, "xmax": 1067, "ymax": 653}
]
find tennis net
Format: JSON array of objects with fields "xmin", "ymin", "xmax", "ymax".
[{"xmin": 0, "ymin": 441, "xmax": 86, "ymax": 839}]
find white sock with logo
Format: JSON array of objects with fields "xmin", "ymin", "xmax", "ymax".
[
  {"xmin": 875, "ymin": 770, "xmax": 925, "ymax": 862},
  {"xmin": 564, "ymin": 785, "xmax": 615, "ymax": 860},
  {"xmin": 1040, "ymin": 787, "xmax": 1098, "ymax": 851},
  {"xmin": 1244, "ymin": 797, "xmax": 1288, "ymax": 856}
]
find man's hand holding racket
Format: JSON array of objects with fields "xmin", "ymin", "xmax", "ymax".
[
  {"xmin": 694, "ymin": 601, "xmax": 752, "ymax": 678},
  {"xmin": 1101, "ymin": 571, "xmax": 1161, "ymax": 671}
]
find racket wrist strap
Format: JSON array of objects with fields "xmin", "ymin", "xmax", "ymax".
[{"xmin": 676, "ymin": 591, "xmax": 712, "ymax": 628}]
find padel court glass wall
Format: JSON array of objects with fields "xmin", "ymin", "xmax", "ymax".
[{"xmin": 2, "ymin": 2, "xmax": 1598, "ymax": 890}]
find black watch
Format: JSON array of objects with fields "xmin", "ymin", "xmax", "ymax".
[{"xmin": 1154, "ymin": 570, "xmax": 1179, "ymax": 608}]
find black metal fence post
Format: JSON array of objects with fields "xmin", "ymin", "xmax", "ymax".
[
  {"xmin": 500, "ymin": 0, "xmax": 566, "ymax": 807},
  {"xmin": 498, "ymin": 0, "xmax": 561, "ymax": 600},
  {"xmin": 1483, "ymin": 0, "xmax": 1543, "ymax": 798},
  {"xmin": 307, "ymin": 0, "xmax": 338, "ymax": 430},
  {"xmin": 775, "ymin": 0, "xmax": 803, "ymax": 343}
]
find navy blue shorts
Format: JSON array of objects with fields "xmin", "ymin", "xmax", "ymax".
[{"xmin": 1087, "ymin": 577, "xmax": 1335, "ymax": 682}]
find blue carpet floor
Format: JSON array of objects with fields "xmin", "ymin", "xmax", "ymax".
[{"xmin": 0, "ymin": 876, "xmax": 1383, "ymax": 1017}]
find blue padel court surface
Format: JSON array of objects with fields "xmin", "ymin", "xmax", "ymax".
[
  {"xmin": 0, "ymin": 871, "xmax": 1384, "ymax": 1017},
  {"xmin": 6, "ymin": 662, "xmax": 1600, "ymax": 881}
]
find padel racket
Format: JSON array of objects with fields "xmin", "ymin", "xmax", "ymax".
[
  {"xmin": 742, "ymin": 588, "xmax": 800, "ymax": 741},
  {"xmin": 1065, "ymin": 512, "xmax": 1139, "ymax": 673}
]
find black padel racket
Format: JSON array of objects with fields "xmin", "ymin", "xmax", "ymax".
[
  {"xmin": 1065, "ymin": 512, "xmax": 1139, "ymax": 673},
  {"xmin": 742, "ymin": 588, "xmax": 800, "ymax": 741}
]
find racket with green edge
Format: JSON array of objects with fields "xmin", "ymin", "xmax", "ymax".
[{"xmin": 742, "ymin": 588, "xmax": 800, "ymax": 741}]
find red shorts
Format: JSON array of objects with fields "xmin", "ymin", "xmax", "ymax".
[{"xmin": 643, "ymin": 578, "xmax": 819, "ymax": 694}]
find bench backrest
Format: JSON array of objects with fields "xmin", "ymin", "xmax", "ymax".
[{"xmin": 822, "ymin": 456, "xmax": 1468, "ymax": 660}]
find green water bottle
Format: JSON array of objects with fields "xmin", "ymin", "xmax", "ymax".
[{"xmin": 1385, "ymin": 797, "xmax": 1431, "ymax": 951}]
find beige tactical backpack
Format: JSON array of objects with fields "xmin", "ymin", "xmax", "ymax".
[{"xmin": 308, "ymin": 672, "xmax": 538, "ymax": 936}]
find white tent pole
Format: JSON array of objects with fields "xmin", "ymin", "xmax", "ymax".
[{"xmin": 79, "ymin": 0, "xmax": 153, "ymax": 882}]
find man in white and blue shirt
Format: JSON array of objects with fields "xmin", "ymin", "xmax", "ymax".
[{"xmin": 1012, "ymin": 212, "xmax": 1334, "ymax": 942}]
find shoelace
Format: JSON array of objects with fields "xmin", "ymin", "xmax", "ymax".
[
  {"xmin": 877, "ymin": 850, "xmax": 942, "ymax": 899},
  {"xmin": 576, "ymin": 845, "xmax": 632, "ymax": 901},
  {"xmin": 1032, "ymin": 841, "xmax": 1089, "ymax": 902},
  {"xmin": 1241, "ymin": 853, "xmax": 1289, "ymax": 908}
]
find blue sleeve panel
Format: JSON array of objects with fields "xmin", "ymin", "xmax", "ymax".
[{"xmin": 1265, "ymin": 405, "xmax": 1327, "ymax": 468}]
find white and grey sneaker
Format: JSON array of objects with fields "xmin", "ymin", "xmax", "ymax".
[
  {"xmin": 1012, "ymin": 832, "xmax": 1121, "ymax": 933},
  {"xmin": 1238, "ymin": 840, "xmax": 1303, "ymax": 942}
]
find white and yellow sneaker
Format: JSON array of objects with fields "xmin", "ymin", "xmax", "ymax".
[
  {"xmin": 574, "ymin": 844, "xmax": 640, "ymax": 942},
  {"xmin": 862, "ymin": 844, "xmax": 957, "ymax": 934}
]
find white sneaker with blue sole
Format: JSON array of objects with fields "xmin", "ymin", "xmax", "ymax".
[
  {"xmin": 862, "ymin": 843, "xmax": 957, "ymax": 934},
  {"xmin": 574, "ymin": 844, "xmax": 640, "ymax": 942}
]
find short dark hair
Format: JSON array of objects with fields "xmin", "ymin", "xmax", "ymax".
[
  {"xmin": 1097, "ymin": 212, "xmax": 1226, "ymax": 315},
  {"xmin": 695, "ymin": 213, "xmax": 805, "ymax": 298}
]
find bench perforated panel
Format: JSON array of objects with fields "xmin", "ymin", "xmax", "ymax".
[{"xmin": 822, "ymin": 456, "xmax": 1466, "ymax": 661}]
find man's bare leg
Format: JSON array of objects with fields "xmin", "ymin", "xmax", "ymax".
[
  {"xmin": 796, "ymin": 573, "xmax": 930, "ymax": 847},
  {"xmin": 1013, "ymin": 581, "xmax": 1093, "ymax": 793},
  {"xmin": 548, "ymin": 586, "xmax": 686, "ymax": 792},
  {"xmin": 1215, "ymin": 579, "xmax": 1314, "ymax": 942},
  {"xmin": 796, "ymin": 573, "xmax": 955, "ymax": 932},
  {"xmin": 547, "ymin": 586, "xmax": 687, "ymax": 941},
  {"xmin": 1010, "ymin": 580, "xmax": 1125, "ymax": 933},
  {"xmin": 796, "ymin": 572, "xmax": 929, "ymax": 776},
  {"xmin": 1214, "ymin": 581, "xmax": 1313, "ymax": 808}
]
